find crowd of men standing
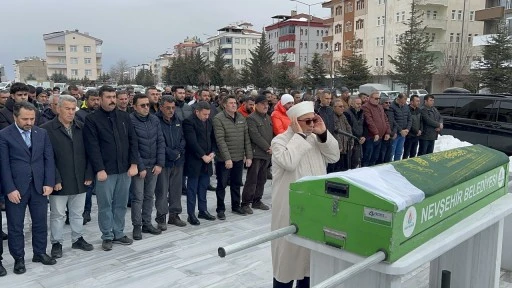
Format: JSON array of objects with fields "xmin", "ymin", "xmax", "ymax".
[{"xmin": 0, "ymin": 82, "xmax": 443, "ymax": 279}]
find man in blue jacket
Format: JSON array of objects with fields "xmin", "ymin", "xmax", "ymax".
[
  {"xmin": 390, "ymin": 93, "xmax": 411, "ymax": 161},
  {"xmin": 0, "ymin": 101, "xmax": 56, "ymax": 274},
  {"xmin": 155, "ymin": 96, "xmax": 187, "ymax": 230}
]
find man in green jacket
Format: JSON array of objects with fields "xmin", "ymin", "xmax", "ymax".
[{"xmin": 213, "ymin": 95, "xmax": 253, "ymax": 220}]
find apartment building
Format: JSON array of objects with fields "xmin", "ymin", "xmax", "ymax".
[
  {"xmin": 265, "ymin": 11, "xmax": 330, "ymax": 69},
  {"xmin": 13, "ymin": 57, "xmax": 48, "ymax": 83},
  {"xmin": 204, "ymin": 22, "xmax": 261, "ymax": 69},
  {"xmin": 151, "ymin": 53, "xmax": 174, "ymax": 84},
  {"xmin": 174, "ymin": 36, "xmax": 203, "ymax": 56},
  {"xmin": 43, "ymin": 29, "xmax": 103, "ymax": 81},
  {"xmin": 322, "ymin": 0, "xmax": 485, "ymax": 93}
]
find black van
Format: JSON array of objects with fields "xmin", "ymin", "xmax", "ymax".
[{"xmin": 432, "ymin": 93, "xmax": 512, "ymax": 155}]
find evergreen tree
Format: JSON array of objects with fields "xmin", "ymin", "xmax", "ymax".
[
  {"xmin": 477, "ymin": 21, "xmax": 512, "ymax": 93},
  {"xmin": 388, "ymin": 0, "xmax": 436, "ymax": 94},
  {"xmin": 50, "ymin": 72, "xmax": 68, "ymax": 83},
  {"xmin": 191, "ymin": 51, "xmax": 209, "ymax": 87},
  {"xmin": 272, "ymin": 56, "xmax": 296, "ymax": 90},
  {"xmin": 247, "ymin": 32, "xmax": 274, "ymax": 88},
  {"xmin": 135, "ymin": 68, "xmax": 155, "ymax": 87},
  {"xmin": 303, "ymin": 53, "xmax": 327, "ymax": 89},
  {"xmin": 336, "ymin": 50, "xmax": 372, "ymax": 90},
  {"xmin": 221, "ymin": 66, "xmax": 240, "ymax": 87},
  {"xmin": 209, "ymin": 46, "xmax": 228, "ymax": 87},
  {"xmin": 239, "ymin": 66, "xmax": 252, "ymax": 87}
]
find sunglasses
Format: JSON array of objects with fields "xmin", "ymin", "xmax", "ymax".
[
  {"xmin": 384, "ymin": 102, "xmax": 391, "ymax": 104},
  {"xmin": 297, "ymin": 118, "xmax": 319, "ymax": 125},
  {"xmin": 139, "ymin": 103, "xmax": 150, "ymax": 108}
]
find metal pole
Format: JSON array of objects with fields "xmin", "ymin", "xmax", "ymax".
[
  {"xmin": 307, "ymin": 5, "xmax": 311, "ymax": 65},
  {"xmin": 312, "ymin": 251, "xmax": 387, "ymax": 288},
  {"xmin": 218, "ymin": 225, "xmax": 297, "ymax": 258}
]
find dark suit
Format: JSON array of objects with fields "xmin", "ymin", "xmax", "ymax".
[{"xmin": 0, "ymin": 124, "xmax": 55, "ymax": 259}]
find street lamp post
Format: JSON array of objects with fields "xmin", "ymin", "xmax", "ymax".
[{"xmin": 290, "ymin": 0, "xmax": 324, "ymax": 66}]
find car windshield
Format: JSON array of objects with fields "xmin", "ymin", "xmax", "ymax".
[
  {"xmin": 418, "ymin": 90, "xmax": 428, "ymax": 94},
  {"xmin": 387, "ymin": 92, "xmax": 400, "ymax": 99}
]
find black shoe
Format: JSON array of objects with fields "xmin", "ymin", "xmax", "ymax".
[
  {"xmin": 82, "ymin": 211, "xmax": 91, "ymax": 225},
  {"xmin": 198, "ymin": 211, "xmax": 216, "ymax": 221},
  {"xmin": 51, "ymin": 242, "xmax": 63, "ymax": 258},
  {"xmin": 112, "ymin": 236, "xmax": 133, "ymax": 245},
  {"xmin": 1, "ymin": 231, "xmax": 7, "ymax": 241},
  {"xmin": 168, "ymin": 214, "xmax": 187, "ymax": 227},
  {"xmin": 252, "ymin": 201, "xmax": 270, "ymax": 210},
  {"xmin": 232, "ymin": 207, "xmax": 247, "ymax": 216},
  {"xmin": 207, "ymin": 184, "xmax": 216, "ymax": 191},
  {"xmin": 182, "ymin": 185, "xmax": 188, "ymax": 195},
  {"xmin": 32, "ymin": 253, "xmax": 56, "ymax": 265},
  {"xmin": 142, "ymin": 225, "xmax": 161, "ymax": 235},
  {"xmin": 187, "ymin": 215, "xmax": 200, "ymax": 226},
  {"xmin": 13, "ymin": 258, "xmax": 25, "ymax": 274},
  {"xmin": 217, "ymin": 212, "xmax": 226, "ymax": 220},
  {"xmin": 102, "ymin": 240, "xmax": 113, "ymax": 251},
  {"xmin": 133, "ymin": 226, "xmax": 142, "ymax": 240},
  {"xmin": 72, "ymin": 237, "xmax": 94, "ymax": 251},
  {"xmin": 241, "ymin": 205, "xmax": 253, "ymax": 215},
  {"xmin": 0, "ymin": 261, "xmax": 6, "ymax": 277}
]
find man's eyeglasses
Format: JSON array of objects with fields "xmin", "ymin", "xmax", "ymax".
[
  {"xmin": 384, "ymin": 102, "xmax": 391, "ymax": 104},
  {"xmin": 297, "ymin": 118, "xmax": 319, "ymax": 125}
]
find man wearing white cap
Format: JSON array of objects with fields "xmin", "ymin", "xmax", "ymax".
[
  {"xmin": 270, "ymin": 101, "xmax": 340, "ymax": 288},
  {"xmin": 271, "ymin": 94, "xmax": 294, "ymax": 136}
]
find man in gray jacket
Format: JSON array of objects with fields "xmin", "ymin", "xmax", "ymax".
[
  {"xmin": 418, "ymin": 95, "xmax": 443, "ymax": 156},
  {"xmin": 241, "ymin": 96, "xmax": 273, "ymax": 215}
]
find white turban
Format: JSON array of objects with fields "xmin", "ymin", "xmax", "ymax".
[
  {"xmin": 280, "ymin": 94, "xmax": 294, "ymax": 105},
  {"xmin": 286, "ymin": 101, "xmax": 314, "ymax": 119}
]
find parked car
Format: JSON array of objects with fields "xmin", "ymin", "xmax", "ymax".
[
  {"xmin": 433, "ymin": 93, "xmax": 512, "ymax": 155},
  {"xmin": 359, "ymin": 83, "xmax": 401, "ymax": 100},
  {"xmin": 409, "ymin": 89, "xmax": 428, "ymax": 97}
]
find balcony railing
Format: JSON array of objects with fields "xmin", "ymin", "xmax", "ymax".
[
  {"xmin": 46, "ymin": 51, "xmax": 66, "ymax": 57},
  {"xmin": 47, "ymin": 63, "xmax": 67, "ymax": 69},
  {"xmin": 416, "ymin": 0, "xmax": 448, "ymax": 6},
  {"xmin": 475, "ymin": 6, "xmax": 505, "ymax": 21},
  {"xmin": 423, "ymin": 18, "xmax": 448, "ymax": 30}
]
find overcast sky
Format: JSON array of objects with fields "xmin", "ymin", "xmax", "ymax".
[{"xmin": 0, "ymin": 0, "xmax": 328, "ymax": 80}]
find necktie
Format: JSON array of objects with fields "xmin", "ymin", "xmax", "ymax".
[{"xmin": 22, "ymin": 131, "xmax": 31, "ymax": 148}]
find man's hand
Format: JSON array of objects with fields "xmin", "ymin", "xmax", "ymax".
[
  {"xmin": 8, "ymin": 190, "xmax": 21, "ymax": 204},
  {"xmin": 400, "ymin": 130, "xmax": 408, "ymax": 137},
  {"xmin": 201, "ymin": 155, "xmax": 212, "ymax": 163},
  {"xmin": 139, "ymin": 169, "xmax": 147, "ymax": 179},
  {"xmin": 290, "ymin": 117, "xmax": 303, "ymax": 134},
  {"xmin": 417, "ymin": 130, "xmax": 422, "ymax": 136},
  {"xmin": 208, "ymin": 152, "xmax": 215, "ymax": 159},
  {"xmin": 384, "ymin": 134, "xmax": 390, "ymax": 141},
  {"xmin": 374, "ymin": 135, "xmax": 380, "ymax": 142},
  {"xmin": 84, "ymin": 180, "xmax": 93, "ymax": 186},
  {"xmin": 359, "ymin": 137, "xmax": 366, "ymax": 145},
  {"xmin": 43, "ymin": 186, "xmax": 53, "ymax": 196},
  {"xmin": 245, "ymin": 159, "xmax": 252, "ymax": 168},
  {"xmin": 128, "ymin": 165, "xmax": 138, "ymax": 177},
  {"xmin": 439, "ymin": 123, "xmax": 444, "ymax": 130},
  {"xmin": 225, "ymin": 160, "xmax": 233, "ymax": 169},
  {"xmin": 392, "ymin": 134, "xmax": 397, "ymax": 140},
  {"xmin": 97, "ymin": 170, "xmax": 108, "ymax": 182},
  {"xmin": 312, "ymin": 114, "xmax": 326, "ymax": 135},
  {"xmin": 152, "ymin": 165, "xmax": 162, "ymax": 176},
  {"xmin": 266, "ymin": 148, "xmax": 272, "ymax": 154},
  {"xmin": 54, "ymin": 183, "xmax": 63, "ymax": 191}
]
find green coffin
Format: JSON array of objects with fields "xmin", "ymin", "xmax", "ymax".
[{"xmin": 289, "ymin": 145, "xmax": 509, "ymax": 262}]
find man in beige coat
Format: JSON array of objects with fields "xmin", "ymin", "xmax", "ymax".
[{"xmin": 271, "ymin": 101, "xmax": 340, "ymax": 288}]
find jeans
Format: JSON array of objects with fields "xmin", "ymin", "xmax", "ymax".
[
  {"xmin": 155, "ymin": 165, "xmax": 184, "ymax": 223},
  {"xmin": 84, "ymin": 181, "xmax": 95, "ymax": 213},
  {"xmin": 186, "ymin": 172, "xmax": 210, "ymax": 216},
  {"xmin": 95, "ymin": 173, "xmax": 131, "ymax": 240},
  {"xmin": 241, "ymin": 158, "xmax": 269, "ymax": 206},
  {"xmin": 215, "ymin": 160, "xmax": 244, "ymax": 212},
  {"xmin": 418, "ymin": 139, "xmax": 435, "ymax": 156},
  {"xmin": 403, "ymin": 136, "xmax": 419, "ymax": 159},
  {"xmin": 130, "ymin": 168, "xmax": 158, "ymax": 227},
  {"xmin": 362, "ymin": 138, "xmax": 382, "ymax": 167},
  {"xmin": 378, "ymin": 139, "xmax": 393, "ymax": 164},
  {"xmin": 50, "ymin": 193, "xmax": 86, "ymax": 244},
  {"xmin": 392, "ymin": 134, "xmax": 406, "ymax": 161},
  {"xmin": 273, "ymin": 277, "xmax": 310, "ymax": 288}
]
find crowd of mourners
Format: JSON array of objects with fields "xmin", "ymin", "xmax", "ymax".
[{"xmin": 0, "ymin": 82, "xmax": 443, "ymax": 278}]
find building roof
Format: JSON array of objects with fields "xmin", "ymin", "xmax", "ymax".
[{"xmin": 43, "ymin": 29, "xmax": 103, "ymax": 45}]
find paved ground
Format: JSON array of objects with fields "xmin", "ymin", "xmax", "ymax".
[{"xmin": 1, "ymin": 174, "xmax": 512, "ymax": 287}]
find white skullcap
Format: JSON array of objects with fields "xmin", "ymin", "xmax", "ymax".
[
  {"xmin": 286, "ymin": 101, "xmax": 314, "ymax": 119},
  {"xmin": 280, "ymin": 94, "xmax": 294, "ymax": 105}
]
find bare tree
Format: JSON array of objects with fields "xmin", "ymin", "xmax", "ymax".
[
  {"xmin": 372, "ymin": 66, "xmax": 386, "ymax": 83},
  {"xmin": 109, "ymin": 59, "xmax": 130, "ymax": 84},
  {"xmin": 439, "ymin": 42, "xmax": 474, "ymax": 87}
]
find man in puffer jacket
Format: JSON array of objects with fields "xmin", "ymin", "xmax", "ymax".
[
  {"xmin": 271, "ymin": 94, "xmax": 294, "ymax": 135},
  {"xmin": 390, "ymin": 93, "xmax": 411, "ymax": 161},
  {"xmin": 129, "ymin": 94, "xmax": 165, "ymax": 240}
]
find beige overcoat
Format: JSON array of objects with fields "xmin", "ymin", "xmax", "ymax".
[{"xmin": 270, "ymin": 127, "xmax": 340, "ymax": 283}]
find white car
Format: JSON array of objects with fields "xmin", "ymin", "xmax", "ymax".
[{"xmin": 409, "ymin": 89, "xmax": 428, "ymax": 97}]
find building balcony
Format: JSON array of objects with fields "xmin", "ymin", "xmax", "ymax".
[
  {"xmin": 46, "ymin": 51, "xmax": 66, "ymax": 57},
  {"xmin": 416, "ymin": 0, "xmax": 448, "ymax": 7},
  {"xmin": 47, "ymin": 63, "xmax": 67, "ymax": 69},
  {"xmin": 323, "ymin": 35, "xmax": 334, "ymax": 42},
  {"xmin": 324, "ymin": 17, "xmax": 334, "ymax": 25},
  {"xmin": 475, "ymin": 6, "xmax": 505, "ymax": 21},
  {"xmin": 322, "ymin": 0, "xmax": 341, "ymax": 8},
  {"xmin": 96, "ymin": 52, "xmax": 102, "ymax": 57},
  {"xmin": 427, "ymin": 42, "xmax": 446, "ymax": 52},
  {"xmin": 423, "ymin": 18, "xmax": 448, "ymax": 30}
]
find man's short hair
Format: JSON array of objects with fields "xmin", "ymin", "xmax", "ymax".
[
  {"xmin": 49, "ymin": 94, "xmax": 59, "ymax": 103},
  {"xmin": 98, "ymin": 85, "xmax": 116, "ymax": 97},
  {"xmin": 133, "ymin": 93, "xmax": 148, "ymax": 105},
  {"xmin": 52, "ymin": 86, "xmax": 61, "ymax": 91},
  {"xmin": 397, "ymin": 92, "xmax": 408, "ymax": 99},
  {"xmin": 290, "ymin": 90, "xmax": 301, "ymax": 97},
  {"xmin": 116, "ymin": 90, "xmax": 128, "ymax": 97},
  {"xmin": 0, "ymin": 89, "xmax": 9, "ymax": 94},
  {"xmin": 27, "ymin": 85, "xmax": 36, "ymax": 94},
  {"xmin": 68, "ymin": 85, "xmax": 79, "ymax": 92},
  {"xmin": 262, "ymin": 90, "xmax": 271, "ymax": 96},
  {"xmin": 145, "ymin": 86, "xmax": 157, "ymax": 96},
  {"xmin": 358, "ymin": 93, "xmax": 368, "ymax": 98},
  {"xmin": 13, "ymin": 101, "xmax": 37, "ymax": 117},
  {"xmin": 245, "ymin": 96, "xmax": 255, "ymax": 103},
  {"xmin": 58, "ymin": 94, "xmax": 77, "ymax": 107},
  {"xmin": 84, "ymin": 89, "xmax": 99, "ymax": 100},
  {"xmin": 424, "ymin": 95, "xmax": 435, "ymax": 102},
  {"xmin": 160, "ymin": 95, "xmax": 175, "ymax": 106},
  {"xmin": 410, "ymin": 94, "xmax": 419, "ymax": 102},
  {"xmin": 10, "ymin": 82, "xmax": 29, "ymax": 95},
  {"xmin": 173, "ymin": 85, "xmax": 185, "ymax": 93},
  {"xmin": 222, "ymin": 95, "xmax": 236, "ymax": 105},
  {"xmin": 195, "ymin": 101, "xmax": 211, "ymax": 111},
  {"xmin": 126, "ymin": 85, "xmax": 134, "ymax": 92}
]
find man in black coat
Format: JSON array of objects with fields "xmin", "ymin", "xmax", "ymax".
[
  {"xmin": 419, "ymin": 95, "xmax": 443, "ymax": 155},
  {"xmin": 0, "ymin": 82, "xmax": 44, "ymax": 129},
  {"xmin": 182, "ymin": 101, "xmax": 217, "ymax": 225},
  {"xmin": 315, "ymin": 91, "xmax": 336, "ymax": 172},
  {"xmin": 83, "ymin": 85, "xmax": 139, "ymax": 251},
  {"xmin": 41, "ymin": 95, "xmax": 94, "ymax": 259},
  {"xmin": 344, "ymin": 98, "xmax": 365, "ymax": 169}
]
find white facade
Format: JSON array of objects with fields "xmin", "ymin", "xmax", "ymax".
[{"xmin": 128, "ymin": 64, "xmax": 149, "ymax": 81}]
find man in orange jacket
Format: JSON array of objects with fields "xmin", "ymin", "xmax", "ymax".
[
  {"xmin": 237, "ymin": 96, "xmax": 255, "ymax": 118},
  {"xmin": 271, "ymin": 94, "xmax": 294, "ymax": 135}
]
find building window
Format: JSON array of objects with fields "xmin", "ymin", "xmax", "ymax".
[
  {"xmin": 321, "ymin": 30, "xmax": 324, "ymax": 36},
  {"xmin": 457, "ymin": 10, "xmax": 462, "ymax": 20},
  {"xmin": 305, "ymin": 42, "xmax": 308, "ymax": 49},
  {"xmin": 376, "ymin": 58, "xmax": 379, "ymax": 66},
  {"xmin": 252, "ymin": 39, "xmax": 258, "ymax": 45},
  {"xmin": 377, "ymin": 16, "xmax": 381, "ymax": 26},
  {"xmin": 426, "ymin": 10, "xmax": 431, "ymax": 19},
  {"xmin": 235, "ymin": 48, "xmax": 240, "ymax": 55},
  {"xmin": 58, "ymin": 46, "xmax": 65, "ymax": 52},
  {"xmin": 317, "ymin": 30, "xmax": 320, "ymax": 36},
  {"xmin": 450, "ymin": 33, "xmax": 454, "ymax": 42},
  {"xmin": 241, "ymin": 38, "xmax": 247, "ymax": 45},
  {"xmin": 70, "ymin": 45, "xmax": 77, "ymax": 52},
  {"xmin": 71, "ymin": 69, "xmax": 78, "ymax": 76},
  {"xmin": 325, "ymin": 43, "xmax": 328, "ymax": 49},
  {"xmin": 334, "ymin": 42, "xmax": 341, "ymax": 51},
  {"xmin": 431, "ymin": 33, "xmax": 436, "ymax": 42},
  {"xmin": 395, "ymin": 34, "xmax": 399, "ymax": 44},
  {"xmin": 300, "ymin": 28, "xmax": 304, "ymax": 35},
  {"xmin": 235, "ymin": 38, "xmax": 240, "ymax": 44},
  {"xmin": 401, "ymin": 12, "xmax": 405, "ymax": 21},
  {"xmin": 58, "ymin": 57, "xmax": 65, "ymax": 64},
  {"xmin": 345, "ymin": 2, "xmax": 353, "ymax": 13},
  {"xmin": 456, "ymin": 33, "xmax": 460, "ymax": 42},
  {"xmin": 241, "ymin": 49, "xmax": 246, "ymax": 54},
  {"xmin": 235, "ymin": 59, "xmax": 240, "ymax": 65},
  {"xmin": 378, "ymin": 0, "xmax": 385, "ymax": 4},
  {"xmin": 85, "ymin": 69, "xmax": 92, "ymax": 76},
  {"xmin": 355, "ymin": 39, "xmax": 363, "ymax": 49},
  {"xmin": 335, "ymin": 24, "xmax": 342, "ymax": 34},
  {"xmin": 396, "ymin": 12, "xmax": 400, "ymax": 22},
  {"xmin": 344, "ymin": 40, "xmax": 351, "ymax": 50},
  {"xmin": 468, "ymin": 34, "xmax": 473, "ymax": 43},
  {"xmin": 305, "ymin": 28, "xmax": 308, "ymax": 36},
  {"xmin": 380, "ymin": 58, "xmax": 383, "ymax": 66},
  {"xmin": 356, "ymin": 19, "xmax": 364, "ymax": 30},
  {"xmin": 84, "ymin": 46, "xmax": 91, "ymax": 53},
  {"xmin": 356, "ymin": 0, "xmax": 364, "ymax": 10},
  {"xmin": 433, "ymin": 11, "xmax": 438, "ymax": 19},
  {"xmin": 469, "ymin": 11, "xmax": 474, "ymax": 21},
  {"xmin": 321, "ymin": 43, "xmax": 324, "ymax": 49},
  {"xmin": 84, "ymin": 58, "xmax": 91, "ymax": 64},
  {"xmin": 345, "ymin": 21, "xmax": 352, "ymax": 31},
  {"xmin": 335, "ymin": 6, "xmax": 342, "ymax": 16},
  {"xmin": 316, "ymin": 43, "xmax": 319, "ymax": 49},
  {"xmin": 300, "ymin": 42, "xmax": 304, "ymax": 49},
  {"xmin": 70, "ymin": 57, "xmax": 78, "ymax": 64},
  {"xmin": 451, "ymin": 10, "xmax": 456, "ymax": 20}
]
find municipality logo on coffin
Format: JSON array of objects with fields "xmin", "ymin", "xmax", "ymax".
[{"xmin": 403, "ymin": 206, "xmax": 417, "ymax": 238}]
